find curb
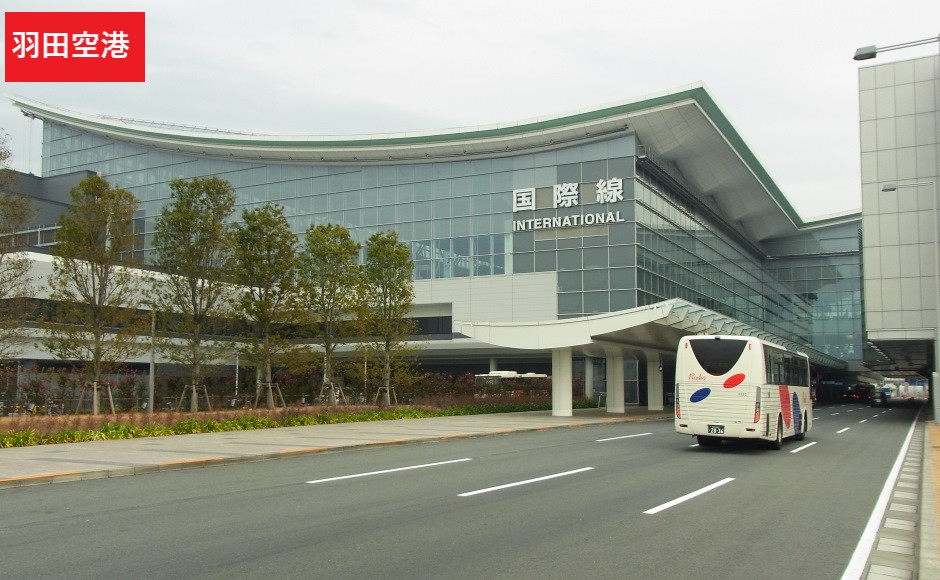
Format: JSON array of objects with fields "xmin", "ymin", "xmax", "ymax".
[{"xmin": 0, "ymin": 413, "xmax": 673, "ymax": 490}]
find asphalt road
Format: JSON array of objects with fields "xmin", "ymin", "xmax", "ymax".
[{"xmin": 0, "ymin": 403, "xmax": 920, "ymax": 579}]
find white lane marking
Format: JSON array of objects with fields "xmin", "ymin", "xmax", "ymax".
[
  {"xmin": 643, "ymin": 478, "xmax": 735, "ymax": 514},
  {"xmin": 307, "ymin": 458, "xmax": 472, "ymax": 484},
  {"xmin": 831, "ymin": 413, "xmax": 841, "ymax": 416},
  {"xmin": 837, "ymin": 428, "xmax": 850, "ymax": 434},
  {"xmin": 596, "ymin": 432, "xmax": 652, "ymax": 442},
  {"xmin": 458, "ymin": 467, "xmax": 593, "ymax": 497},
  {"xmin": 790, "ymin": 442, "xmax": 817, "ymax": 454},
  {"xmin": 847, "ymin": 409, "xmax": 854, "ymax": 413},
  {"xmin": 690, "ymin": 444, "xmax": 700, "ymax": 448},
  {"xmin": 842, "ymin": 409, "xmax": 920, "ymax": 579},
  {"xmin": 859, "ymin": 419, "xmax": 868, "ymax": 424}
]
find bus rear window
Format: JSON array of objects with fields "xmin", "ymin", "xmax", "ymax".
[{"xmin": 688, "ymin": 338, "xmax": 748, "ymax": 376}]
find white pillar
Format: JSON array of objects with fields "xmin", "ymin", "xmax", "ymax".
[
  {"xmin": 551, "ymin": 348, "xmax": 573, "ymax": 417},
  {"xmin": 647, "ymin": 354, "xmax": 664, "ymax": 411},
  {"xmin": 489, "ymin": 358, "xmax": 498, "ymax": 373},
  {"xmin": 584, "ymin": 357, "xmax": 595, "ymax": 399},
  {"xmin": 606, "ymin": 353, "xmax": 625, "ymax": 413}
]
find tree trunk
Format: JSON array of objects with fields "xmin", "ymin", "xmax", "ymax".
[{"xmin": 265, "ymin": 361, "xmax": 275, "ymax": 409}]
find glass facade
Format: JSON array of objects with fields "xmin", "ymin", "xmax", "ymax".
[
  {"xmin": 763, "ymin": 222, "xmax": 863, "ymax": 363},
  {"xmin": 41, "ymin": 120, "xmax": 862, "ymax": 366}
]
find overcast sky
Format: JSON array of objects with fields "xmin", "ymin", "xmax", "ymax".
[{"xmin": 2, "ymin": 0, "xmax": 938, "ymax": 219}]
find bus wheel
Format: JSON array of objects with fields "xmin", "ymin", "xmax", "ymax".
[
  {"xmin": 770, "ymin": 417, "xmax": 783, "ymax": 450},
  {"xmin": 795, "ymin": 413, "xmax": 807, "ymax": 441},
  {"xmin": 697, "ymin": 435, "xmax": 720, "ymax": 447}
]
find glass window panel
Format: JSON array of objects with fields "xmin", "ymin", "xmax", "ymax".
[
  {"xmin": 433, "ymin": 163, "xmax": 452, "ymax": 179},
  {"xmin": 329, "ymin": 192, "xmax": 343, "ymax": 211},
  {"xmin": 584, "ymin": 247, "xmax": 607, "ymax": 269},
  {"xmin": 535, "ymin": 251, "xmax": 556, "ymax": 272},
  {"xmin": 452, "ymin": 217, "xmax": 471, "ymax": 237},
  {"xmin": 474, "ymin": 255, "xmax": 492, "ymax": 276},
  {"xmin": 512, "ymin": 169, "xmax": 535, "ymax": 187},
  {"xmin": 492, "ymin": 157, "xmax": 512, "ymax": 172},
  {"xmin": 396, "ymin": 183, "xmax": 414, "ymax": 203},
  {"xmin": 414, "ymin": 260, "xmax": 431, "ymax": 280},
  {"xmin": 583, "ymin": 291, "xmax": 609, "ymax": 314},
  {"xmin": 582, "ymin": 160, "xmax": 607, "ymax": 182},
  {"xmin": 609, "ymin": 157, "xmax": 633, "ymax": 178},
  {"xmin": 414, "ymin": 164, "xmax": 433, "ymax": 182},
  {"xmin": 396, "ymin": 204, "xmax": 414, "ymax": 222},
  {"xmin": 452, "ymin": 196, "xmax": 472, "ymax": 217},
  {"xmin": 584, "ymin": 270, "xmax": 608, "ymax": 291},
  {"xmin": 362, "ymin": 166, "xmax": 378, "ymax": 188},
  {"xmin": 414, "ymin": 220, "xmax": 432, "ymax": 239},
  {"xmin": 557, "ymin": 163, "xmax": 581, "ymax": 184},
  {"xmin": 557, "ymin": 249, "xmax": 582, "ymax": 270},
  {"xmin": 514, "ymin": 232, "xmax": 534, "ymax": 252},
  {"xmin": 512, "ymin": 154, "xmax": 534, "ymax": 170},
  {"xmin": 610, "ymin": 267, "xmax": 634, "ymax": 289},
  {"xmin": 493, "ymin": 253, "xmax": 505, "ymax": 275},
  {"xmin": 433, "ymin": 219, "xmax": 451, "ymax": 238},
  {"xmin": 414, "ymin": 202, "xmax": 432, "ymax": 220},
  {"xmin": 415, "ymin": 182, "xmax": 433, "ymax": 201},
  {"xmin": 492, "ymin": 172, "xmax": 512, "ymax": 191},
  {"xmin": 514, "ymin": 252, "xmax": 534, "ymax": 273},
  {"xmin": 472, "ymin": 194, "xmax": 491, "ymax": 215},
  {"xmin": 493, "ymin": 234, "xmax": 506, "ymax": 254},
  {"xmin": 610, "ymin": 290, "xmax": 636, "ymax": 311},
  {"xmin": 453, "ymin": 176, "xmax": 471, "ymax": 195},
  {"xmin": 472, "ymin": 174, "xmax": 491, "ymax": 193},
  {"xmin": 475, "ymin": 235, "xmax": 491, "ymax": 255},
  {"xmin": 452, "ymin": 160, "xmax": 471, "ymax": 177},
  {"xmin": 433, "ymin": 199, "xmax": 450, "ymax": 218},
  {"xmin": 492, "ymin": 192, "xmax": 512, "ymax": 213},
  {"xmin": 433, "ymin": 179, "xmax": 452, "ymax": 199},
  {"xmin": 453, "ymin": 237, "xmax": 471, "ymax": 257},
  {"xmin": 559, "ymin": 271, "xmax": 582, "ymax": 292},
  {"xmin": 471, "ymin": 159, "xmax": 492, "ymax": 175},
  {"xmin": 558, "ymin": 293, "xmax": 582, "ymax": 315}
]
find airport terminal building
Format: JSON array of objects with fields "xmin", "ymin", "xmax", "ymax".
[{"xmin": 10, "ymin": 84, "xmax": 865, "ymax": 414}]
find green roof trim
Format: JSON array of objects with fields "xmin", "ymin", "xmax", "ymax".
[{"xmin": 15, "ymin": 87, "xmax": 854, "ymax": 229}]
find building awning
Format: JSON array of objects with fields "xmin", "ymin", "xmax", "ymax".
[{"xmin": 455, "ymin": 298, "xmax": 847, "ymax": 370}]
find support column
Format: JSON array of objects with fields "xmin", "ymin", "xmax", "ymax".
[
  {"xmin": 647, "ymin": 354, "xmax": 664, "ymax": 411},
  {"xmin": 551, "ymin": 348, "xmax": 573, "ymax": 417},
  {"xmin": 584, "ymin": 357, "xmax": 595, "ymax": 399},
  {"xmin": 489, "ymin": 358, "xmax": 498, "ymax": 373},
  {"xmin": 606, "ymin": 353, "xmax": 624, "ymax": 413}
]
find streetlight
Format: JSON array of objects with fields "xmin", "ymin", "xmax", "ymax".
[
  {"xmin": 148, "ymin": 305, "xmax": 156, "ymax": 415},
  {"xmin": 882, "ymin": 181, "xmax": 939, "ymax": 422},
  {"xmin": 854, "ymin": 34, "xmax": 939, "ymax": 60}
]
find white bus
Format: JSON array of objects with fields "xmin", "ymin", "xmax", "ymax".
[{"xmin": 674, "ymin": 335, "xmax": 812, "ymax": 449}]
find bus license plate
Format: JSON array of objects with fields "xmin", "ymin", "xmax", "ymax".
[{"xmin": 707, "ymin": 425, "xmax": 724, "ymax": 435}]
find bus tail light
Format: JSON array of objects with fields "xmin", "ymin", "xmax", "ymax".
[
  {"xmin": 753, "ymin": 387, "xmax": 761, "ymax": 423},
  {"xmin": 675, "ymin": 384, "xmax": 681, "ymax": 418}
]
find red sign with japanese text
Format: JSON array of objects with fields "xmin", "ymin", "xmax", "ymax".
[{"xmin": 5, "ymin": 12, "xmax": 145, "ymax": 82}]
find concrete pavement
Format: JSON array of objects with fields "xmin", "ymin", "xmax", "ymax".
[
  {"xmin": 0, "ymin": 407, "xmax": 671, "ymax": 487},
  {"xmin": 1, "ymin": 406, "xmax": 937, "ymax": 579}
]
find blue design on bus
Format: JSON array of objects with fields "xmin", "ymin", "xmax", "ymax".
[
  {"xmin": 690, "ymin": 388, "xmax": 711, "ymax": 403},
  {"xmin": 792, "ymin": 393, "xmax": 802, "ymax": 432}
]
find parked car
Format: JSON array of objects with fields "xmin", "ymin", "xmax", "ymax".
[{"xmin": 871, "ymin": 391, "xmax": 889, "ymax": 407}]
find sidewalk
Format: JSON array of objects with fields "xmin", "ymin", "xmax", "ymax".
[{"xmin": 0, "ymin": 407, "xmax": 671, "ymax": 488}]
